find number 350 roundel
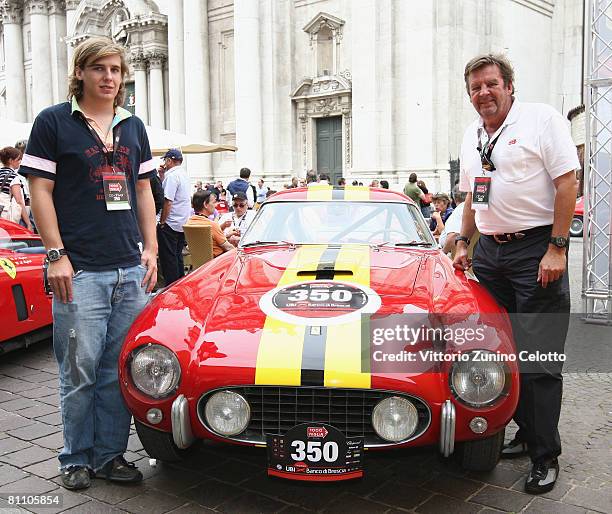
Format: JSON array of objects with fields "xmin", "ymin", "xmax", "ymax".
[{"xmin": 259, "ymin": 281, "xmax": 381, "ymax": 326}]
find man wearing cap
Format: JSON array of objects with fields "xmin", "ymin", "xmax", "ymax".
[
  {"xmin": 218, "ymin": 191, "xmax": 256, "ymax": 246},
  {"xmin": 158, "ymin": 148, "xmax": 191, "ymax": 284}
]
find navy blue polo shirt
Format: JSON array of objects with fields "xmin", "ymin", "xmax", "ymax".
[{"xmin": 20, "ymin": 99, "xmax": 156, "ymax": 271}]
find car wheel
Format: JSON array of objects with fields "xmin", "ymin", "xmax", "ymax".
[
  {"xmin": 135, "ymin": 419, "xmax": 191, "ymax": 462},
  {"xmin": 458, "ymin": 427, "xmax": 505, "ymax": 472},
  {"xmin": 570, "ymin": 216, "xmax": 583, "ymax": 237}
]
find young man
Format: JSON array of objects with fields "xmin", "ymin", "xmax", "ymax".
[
  {"xmin": 20, "ymin": 37, "xmax": 157, "ymax": 490},
  {"xmin": 453, "ymin": 54, "xmax": 578, "ymax": 494},
  {"xmin": 184, "ymin": 190, "xmax": 234, "ymax": 257},
  {"xmin": 157, "ymin": 148, "xmax": 191, "ymax": 285},
  {"xmin": 227, "ymin": 167, "xmax": 255, "ymax": 208}
]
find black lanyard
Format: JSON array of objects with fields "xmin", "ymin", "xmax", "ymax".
[
  {"xmin": 80, "ymin": 113, "xmax": 122, "ymax": 170},
  {"xmin": 476, "ymin": 125, "xmax": 506, "ymax": 172},
  {"xmin": 233, "ymin": 213, "xmax": 247, "ymax": 229}
]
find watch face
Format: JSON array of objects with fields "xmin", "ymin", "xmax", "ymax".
[{"xmin": 47, "ymin": 250, "xmax": 60, "ymax": 261}]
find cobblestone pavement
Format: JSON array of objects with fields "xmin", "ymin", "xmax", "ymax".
[{"xmin": 0, "ymin": 240, "xmax": 610, "ymax": 513}]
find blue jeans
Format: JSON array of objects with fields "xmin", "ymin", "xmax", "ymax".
[{"xmin": 53, "ymin": 265, "xmax": 148, "ymax": 471}]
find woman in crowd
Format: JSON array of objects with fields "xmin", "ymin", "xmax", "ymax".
[
  {"xmin": 429, "ymin": 192, "xmax": 454, "ymax": 238},
  {"xmin": 0, "ymin": 146, "xmax": 34, "ymax": 232}
]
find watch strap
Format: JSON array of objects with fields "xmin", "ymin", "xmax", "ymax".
[{"xmin": 455, "ymin": 235, "xmax": 470, "ymax": 245}]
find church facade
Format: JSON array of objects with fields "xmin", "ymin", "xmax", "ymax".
[{"xmin": 0, "ymin": 0, "xmax": 583, "ymax": 189}]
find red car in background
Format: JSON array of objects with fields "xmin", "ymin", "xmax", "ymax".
[
  {"xmin": 570, "ymin": 196, "xmax": 584, "ymax": 237},
  {"xmin": 0, "ymin": 220, "xmax": 52, "ymax": 354}
]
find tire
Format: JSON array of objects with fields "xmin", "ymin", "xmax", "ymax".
[
  {"xmin": 459, "ymin": 427, "xmax": 505, "ymax": 472},
  {"xmin": 570, "ymin": 216, "xmax": 583, "ymax": 237},
  {"xmin": 135, "ymin": 419, "xmax": 191, "ymax": 462}
]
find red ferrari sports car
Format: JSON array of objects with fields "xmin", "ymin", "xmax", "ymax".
[
  {"xmin": 0, "ymin": 220, "xmax": 52, "ymax": 354},
  {"xmin": 120, "ymin": 187, "xmax": 519, "ymax": 481},
  {"xmin": 570, "ymin": 196, "xmax": 584, "ymax": 237}
]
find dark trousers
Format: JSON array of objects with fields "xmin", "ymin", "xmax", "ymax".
[
  {"xmin": 157, "ymin": 224, "xmax": 185, "ymax": 286},
  {"xmin": 472, "ymin": 225, "xmax": 570, "ymax": 462}
]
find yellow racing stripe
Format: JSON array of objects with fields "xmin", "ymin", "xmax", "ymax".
[
  {"xmin": 343, "ymin": 185, "xmax": 371, "ymax": 201},
  {"xmin": 306, "ymin": 184, "xmax": 333, "ymax": 201},
  {"xmin": 324, "ymin": 244, "xmax": 372, "ymax": 388},
  {"xmin": 255, "ymin": 245, "xmax": 328, "ymax": 385}
]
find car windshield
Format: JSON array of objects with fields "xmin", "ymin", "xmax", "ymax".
[
  {"xmin": 0, "ymin": 226, "xmax": 41, "ymax": 251},
  {"xmin": 240, "ymin": 201, "xmax": 434, "ymax": 246}
]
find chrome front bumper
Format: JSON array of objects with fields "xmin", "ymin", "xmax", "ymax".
[
  {"xmin": 171, "ymin": 394, "xmax": 195, "ymax": 449},
  {"xmin": 439, "ymin": 400, "xmax": 456, "ymax": 457}
]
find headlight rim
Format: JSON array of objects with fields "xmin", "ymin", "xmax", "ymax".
[
  {"xmin": 449, "ymin": 349, "xmax": 510, "ymax": 408},
  {"xmin": 371, "ymin": 395, "xmax": 419, "ymax": 443},
  {"xmin": 204, "ymin": 390, "xmax": 251, "ymax": 437},
  {"xmin": 129, "ymin": 343, "xmax": 181, "ymax": 399}
]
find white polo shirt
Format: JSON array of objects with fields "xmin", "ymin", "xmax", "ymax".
[
  {"xmin": 219, "ymin": 210, "xmax": 256, "ymax": 236},
  {"xmin": 459, "ymin": 101, "xmax": 579, "ymax": 235},
  {"xmin": 162, "ymin": 165, "xmax": 191, "ymax": 232}
]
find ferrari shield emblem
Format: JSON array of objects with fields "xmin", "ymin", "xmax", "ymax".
[{"xmin": 0, "ymin": 257, "xmax": 17, "ymax": 279}]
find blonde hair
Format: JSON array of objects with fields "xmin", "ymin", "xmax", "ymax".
[
  {"xmin": 464, "ymin": 54, "xmax": 516, "ymax": 97},
  {"xmin": 68, "ymin": 37, "xmax": 129, "ymax": 107}
]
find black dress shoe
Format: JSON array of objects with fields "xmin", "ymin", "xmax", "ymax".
[
  {"xmin": 525, "ymin": 458, "xmax": 559, "ymax": 494},
  {"xmin": 501, "ymin": 437, "xmax": 529, "ymax": 458},
  {"xmin": 61, "ymin": 466, "xmax": 91, "ymax": 490},
  {"xmin": 95, "ymin": 455, "xmax": 143, "ymax": 483}
]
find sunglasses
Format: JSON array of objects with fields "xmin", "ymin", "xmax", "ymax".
[{"xmin": 233, "ymin": 203, "xmax": 247, "ymax": 208}]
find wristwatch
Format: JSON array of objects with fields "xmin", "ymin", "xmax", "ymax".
[
  {"xmin": 455, "ymin": 236, "xmax": 470, "ymax": 245},
  {"xmin": 549, "ymin": 236, "xmax": 569, "ymax": 249},
  {"xmin": 46, "ymin": 248, "xmax": 67, "ymax": 262}
]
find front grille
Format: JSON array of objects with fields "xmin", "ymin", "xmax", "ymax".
[{"xmin": 198, "ymin": 386, "xmax": 431, "ymax": 447}]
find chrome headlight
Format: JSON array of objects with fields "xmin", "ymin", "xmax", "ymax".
[
  {"xmin": 372, "ymin": 396, "xmax": 419, "ymax": 442},
  {"xmin": 451, "ymin": 351, "xmax": 506, "ymax": 407},
  {"xmin": 205, "ymin": 390, "xmax": 250, "ymax": 436},
  {"xmin": 130, "ymin": 344, "xmax": 180, "ymax": 398}
]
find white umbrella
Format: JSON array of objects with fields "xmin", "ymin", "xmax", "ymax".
[
  {"xmin": 145, "ymin": 126, "xmax": 237, "ymax": 156},
  {"xmin": 0, "ymin": 118, "xmax": 33, "ymax": 147}
]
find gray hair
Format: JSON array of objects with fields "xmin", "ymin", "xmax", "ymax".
[{"xmin": 464, "ymin": 54, "xmax": 516, "ymax": 97}]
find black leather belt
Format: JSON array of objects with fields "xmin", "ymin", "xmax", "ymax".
[{"xmin": 485, "ymin": 225, "xmax": 552, "ymax": 244}]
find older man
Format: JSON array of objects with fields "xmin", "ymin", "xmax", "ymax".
[{"xmin": 453, "ymin": 54, "xmax": 578, "ymax": 494}]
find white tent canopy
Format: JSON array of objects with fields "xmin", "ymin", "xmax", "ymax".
[
  {"xmin": 0, "ymin": 118, "xmax": 236, "ymax": 156},
  {"xmin": 0, "ymin": 118, "xmax": 32, "ymax": 148}
]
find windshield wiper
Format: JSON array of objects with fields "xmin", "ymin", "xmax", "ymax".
[
  {"xmin": 394, "ymin": 241, "xmax": 434, "ymax": 247},
  {"xmin": 241, "ymin": 240, "xmax": 294, "ymax": 248}
]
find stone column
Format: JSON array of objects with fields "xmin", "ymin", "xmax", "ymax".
[
  {"xmin": 234, "ymin": 0, "xmax": 263, "ymax": 173},
  {"xmin": 48, "ymin": 0, "xmax": 67, "ymax": 103},
  {"xmin": 1, "ymin": 3, "xmax": 27, "ymax": 121},
  {"xmin": 167, "ymin": 0, "xmax": 185, "ymax": 132},
  {"xmin": 131, "ymin": 55, "xmax": 149, "ymax": 124},
  {"xmin": 183, "ymin": 0, "xmax": 211, "ymax": 172},
  {"xmin": 148, "ymin": 53, "xmax": 166, "ymax": 129},
  {"xmin": 351, "ymin": 0, "xmax": 377, "ymax": 172},
  {"xmin": 65, "ymin": 0, "xmax": 79, "ymax": 71},
  {"xmin": 27, "ymin": 0, "xmax": 53, "ymax": 116}
]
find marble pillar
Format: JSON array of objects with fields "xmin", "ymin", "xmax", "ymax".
[
  {"xmin": 1, "ymin": 4, "xmax": 27, "ymax": 121},
  {"xmin": 27, "ymin": 0, "xmax": 53, "ymax": 116},
  {"xmin": 167, "ymin": 0, "xmax": 185, "ymax": 132},
  {"xmin": 132, "ymin": 56, "xmax": 149, "ymax": 124},
  {"xmin": 183, "ymin": 0, "xmax": 211, "ymax": 172},
  {"xmin": 234, "ymin": 0, "xmax": 263, "ymax": 173},
  {"xmin": 148, "ymin": 53, "xmax": 166, "ymax": 129},
  {"xmin": 48, "ymin": 0, "xmax": 67, "ymax": 103},
  {"xmin": 65, "ymin": 0, "xmax": 79, "ymax": 71}
]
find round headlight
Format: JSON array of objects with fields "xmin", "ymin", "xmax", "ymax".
[
  {"xmin": 451, "ymin": 351, "xmax": 505, "ymax": 407},
  {"xmin": 130, "ymin": 344, "xmax": 180, "ymax": 398},
  {"xmin": 205, "ymin": 391, "xmax": 250, "ymax": 436},
  {"xmin": 372, "ymin": 396, "xmax": 419, "ymax": 442}
]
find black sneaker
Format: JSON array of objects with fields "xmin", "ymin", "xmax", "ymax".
[
  {"xmin": 501, "ymin": 437, "xmax": 529, "ymax": 458},
  {"xmin": 525, "ymin": 458, "xmax": 559, "ymax": 494},
  {"xmin": 61, "ymin": 466, "xmax": 91, "ymax": 490},
  {"xmin": 95, "ymin": 455, "xmax": 143, "ymax": 483}
]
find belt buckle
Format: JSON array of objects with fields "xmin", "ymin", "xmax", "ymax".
[{"xmin": 493, "ymin": 234, "xmax": 508, "ymax": 244}]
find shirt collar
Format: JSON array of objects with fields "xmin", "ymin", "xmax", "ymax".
[{"xmin": 71, "ymin": 97, "xmax": 132, "ymax": 129}]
